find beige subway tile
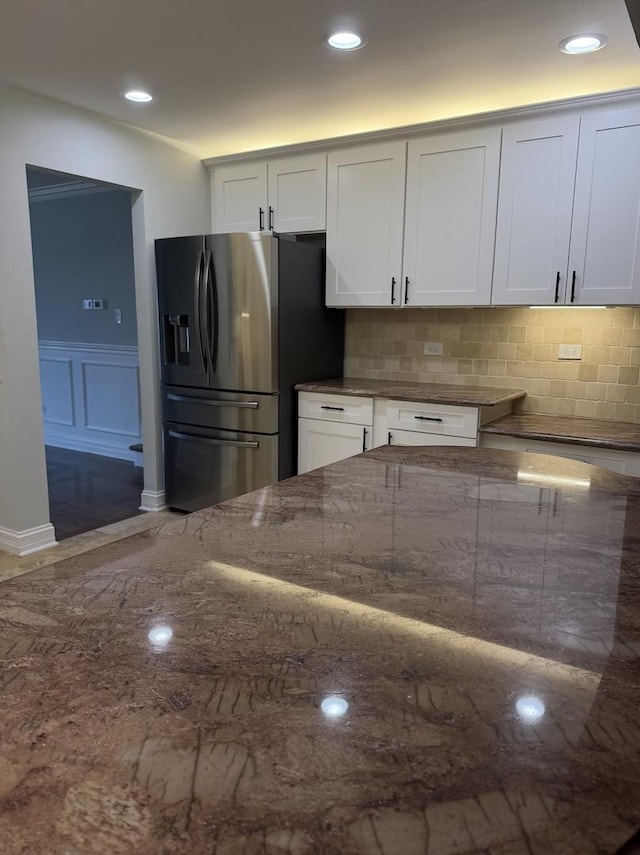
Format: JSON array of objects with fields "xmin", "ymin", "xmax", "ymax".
[
  {"xmin": 605, "ymin": 384, "xmax": 626, "ymax": 403},
  {"xmin": 586, "ymin": 346, "xmax": 610, "ymax": 365},
  {"xmin": 630, "ymin": 348, "xmax": 640, "ymax": 367},
  {"xmin": 499, "ymin": 342, "xmax": 517, "ymax": 360},
  {"xmin": 621, "ymin": 327, "xmax": 640, "ymax": 347},
  {"xmin": 543, "ymin": 327, "xmax": 563, "ymax": 344},
  {"xmin": 455, "ymin": 358, "xmax": 474, "ymax": 374},
  {"xmin": 483, "ymin": 342, "xmax": 500, "ymax": 359},
  {"xmin": 525, "ymin": 325, "xmax": 546, "ymax": 344},
  {"xmin": 466, "ymin": 342, "xmax": 483, "ymax": 358},
  {"xmin": 567, "ymin": 381, "xmax": 587, "ymax": 399},
  {"xmin": 506, "ymin": 360, "xmax": 526, "ymax": 378},
  {"xmin": 537, "ymin": 398, "xmax": 559, "ymax": 415},
  {"xmin": 508, "ymin": 326, "xmax": 527, "ymax": 343},
  {"xmin": 449, "ymin": 342, "xmax": 467, "ymax": 358},
  {"xmin": 556, "ymin": 361, "xmax": 581, "ymax": 380},
  {"xmin": 601, "ymin": 327, "xmax": 623, "ymax": 346},
  {"xmin": 519, "ymin": 398, "xmax": 537, "ymax": 413},
  {"xmin": 612, "ymin": 307, "xmax": 635, "ymax": 328},
  {"xmin": 595, "ymin": 401, "xmax": 617, "ymax": 419},
  {"xmin": 586, "ymin": 382, "xmax": 606, "ymax": 401},
  {"xmin": 625, "ymin": 385, "xmax": 640, "ymax": 405},
  {"xmin": 556, "ymin": 397, "xmax": 577, "ymax": 416},
  {"xmin": 597, "ymin": 364, "xmax": 618, "ymax": 383},
  {"xmin": 459, "ymin": 324, "xmax": 484, "ymax": 342},
  {"xmin": 490, "ymin": 325, "xmax": 510, "ymax": 342},
  {"xmin": 525, "ymin": 378, "xmax": 551, "ymax": 397},
  {"xmin": 635, "ymin": 404, "xmax": 640, "ymax": 424},
  {"xmin": 592, "ymin": 310, "xmax": 614, "ymax": 328},
  {"xmin": 549, "ymin": 379, "xmax": 568, "ymax": 397},
  {"xmin": 473, "ymin": 359, "xmax": 489, "ymax": 376},
  {"xmin": 578, "ymin": 363, "xmax": 598, "ymax": 382},
  {"xmin": 609, "ymin": 346, "xmax": 631, "ymax": 365},
  {"xmin": 533, "ymin": 344, "xmax": 553, "ymax": 362},
  {"xmin": 488, "ymin": 360, "xmax": 507, "ymax": 377},
  {"xmin": 614, "ymin": 403, "xmax": 636, "ymax": 423},
  {"xmin": 515, "ymin": 343, "xmax": 534, "ymax": 360},
  {"xmin": 575, "ymin": 399, "xmax": 597, "ymax": 419},
  {"xmin": 581, "ymin": 327, "xmax": 603, "ymax": 346},
  {"xmin": 562, "ymin": 327, "xmax": 583, "ymax": 344},
  {"xmin": 619, "ymin": 365, "xmax": 640, "ymax": 385}
]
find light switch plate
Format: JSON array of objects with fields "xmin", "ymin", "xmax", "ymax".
[{"xmin": 558, "ymin": 344, "xmax": 582, "ymax": 360}]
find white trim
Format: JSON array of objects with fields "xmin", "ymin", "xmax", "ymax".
[
  {"xmin": 28, "ymin": 182, "xmax": 120, "ymax": 203},
  {"xmin": 0, "ymin": 524, "xmax": 57, "ymax": 556},
  {"xmin": 203, "ymin": 87, "xmax": 640, "ymax": 167},
  {"xmin": 39, "ymin": 340, "xmax": 139, "ymax": 356},
  {"xmin": 44, "ymin": 433, "xmax": 137, "ymax": 463},
  {"xmin": 139, "ymin": 490, "xmax": 167, "ymax": 512}
]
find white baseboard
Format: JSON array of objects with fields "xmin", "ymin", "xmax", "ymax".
[
  {"xmin": 44, "ymin": 433, "xmax": 136, "ymax": 462},
  {"xmin": 139, "ymin": 490, "xmax": 167, "ymax": 512},
  {"xmin": 0, "ymin": 524, "xmax": 57, "ymax": 556}
]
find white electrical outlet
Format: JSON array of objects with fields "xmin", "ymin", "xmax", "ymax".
[
  {"xmin": 114, "ymin": 308, "xmax": 122, "ymax": 325},
  {"xmin": 558, "ymin": 344, "xmax": 582, "ymax": 360},
  {"xmin": 424, "ymin": 342, "xmax": 444, "ymax": 356},
  {"xmin": 93, "ymin": 298, "xmax": 106, "ymax": 310},
  {"xmin": 82, "ymin": 299, "xmax": 92, "ymax": 310}
]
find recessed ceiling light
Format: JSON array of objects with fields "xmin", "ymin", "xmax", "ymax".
[
  {"xmin": 326, "ymin": 31, "xmax": 366, "ymax": 51},
  {"xmin": 123, "ymin": 89, "xmax": 154, "ymax": 103},
  {"xmin": 559, "ymin": 34, "xmax": 608, "ymax": 54}
]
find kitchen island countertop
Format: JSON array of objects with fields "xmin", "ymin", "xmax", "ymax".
[
  {"xmin": 295, "ymin": 376, "xmax": 527, "ymax": 407},
  {"xmin": 1, "ymin": 446, "xmax": 640, "ymax": 853}
]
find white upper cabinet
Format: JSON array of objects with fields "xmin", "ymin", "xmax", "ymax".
[
  {"xmin": 402, "ymin": 128, "xmax": 501, "ymax": 306},
  {"xmin": 325, "ymin": 141, "xmax": 407, "ymax": 307},
  {"xmin": 268, "ymin": 154, "xmax": 326, "ymax": 232},
  {"xmin": 212, "ymin": 162, "xmax": 268, "ymax": 232},
  {"xmin": 569, "ymin": 107, "xmax": 640, "ymax": 306},
  {"xmin": 212, "ymin": 153, "xmax": 326, "ymax": 233},
  {"xmin": 492, "ymin": 116, "xmax": 580, "ymax": 306}
]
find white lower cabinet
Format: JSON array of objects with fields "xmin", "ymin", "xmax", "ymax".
[
  {"xmin": 298, "ymin": 418, "xmax": 370, "ymax": 473},
  {"xmin": 481, "ymin": 433, "xmax": 640, "ymax": 477},
  {"xmin": 297, "ymin": 392, "xmax": 373, "ymax": 474},
  {"xmin": 298, "ymin": 392, "xmax": 481, "ymax": 473}
]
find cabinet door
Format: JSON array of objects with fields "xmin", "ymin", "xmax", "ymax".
[
  {"xmin": 326, "ymin": 141, "xmax": 406, "ymax": 307},
  {"xmin": 212, "ymin": 162, "xmax": 267, "ymax": 232},
  {"xmin": 569, "ymin": 106, "xmax": 640, "ymax": 305},
  {"xmin": 492, "ymin": 116, "xmax": 580, "ymax": 306},
  {"xmin": 402, "ymin": 128, "xmax": 501, "ymax": 306},
  {"xmin": 268, "ymin": 154, "xmax": 326, "ymax": 232},
  {"xmin": 298, "ymin": 417, "xmax": 369, "ymax": 473}
]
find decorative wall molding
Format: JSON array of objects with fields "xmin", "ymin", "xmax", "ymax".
[
  {"xmin": 39, "ymin": 341, "xmax": 141, "ymax": 461},
  {"xmin": 28, "ymin": 181, "xmax": 121, "ymax": 203},
  {"xmin": 139, "ymin": 490, "xmax": 167, "ymax": 512},
  {"xmin": 0, "ymin": 523, "xmax": 57, "ymax": 556}
]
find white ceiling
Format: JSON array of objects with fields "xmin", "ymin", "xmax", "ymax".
[{"xmin": 1, "ymin": 0, "xmax": 639, "ymax": 158}]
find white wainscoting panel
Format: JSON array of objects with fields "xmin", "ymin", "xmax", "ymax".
[{"xmin": 39, "ymin": 341, "xmax": 141, "ymax": 461}]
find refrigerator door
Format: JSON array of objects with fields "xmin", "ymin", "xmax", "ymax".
[
  {"xmin": 155, "ymin": 236, "xmax": 209, "ymax": 388},
  {"xmin": 205, "ymin": 232, "xmax": 278, "ymax": 394},
  {"xmin": 162, "ymin": 385, "xmax": 278, "ymax": 433},
  {"xmin": 163, "ymin": 422, "xmax": 278, "ymax": 512}
]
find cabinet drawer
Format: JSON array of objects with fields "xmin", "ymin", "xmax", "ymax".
[
  {"xmin": 386, "ymin": 400, "xmax": 479, "ymax": 438},
  {"xmin": 298, "ymin": 392, "xmax": 373, "ymax": 425},
  {"xmin": 388, "ymin": 429, "xmax": 476, "ymax": 447}
]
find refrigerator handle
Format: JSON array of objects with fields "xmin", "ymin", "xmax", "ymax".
[
  {"xmin": 203, "ymin": 250, "xmax": 219, "ymax": 372},
  {"xmin": 195, "ymin": 249, "xmax": 208, "ymax": 372},
  {"xmin": 168, "ymin": 430, "xmax": 259, "ymax": 449}
]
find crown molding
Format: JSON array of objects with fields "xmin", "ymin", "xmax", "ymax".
[
  {"xmin": 203, "ymin": 86, "xmax": 640, "ymax": 168},
  {"xmin": 28, "ymin": 180, "xmax": 121, "ymax": 203}
]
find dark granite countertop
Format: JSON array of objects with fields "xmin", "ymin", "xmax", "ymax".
[
  {"xmin": 295, "ymin": 377, "xmax": 527, "ymax": 407},
  {"xmin": 482, "ymin": 412, "xmax": 640, "ymax": 452},
  {"xmin": 1, "ymin": 446, "xmax": 640, "ymax": 853}
]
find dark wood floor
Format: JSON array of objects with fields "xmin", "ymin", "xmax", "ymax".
[{"xmin": 45, "ymin": 446, "xmax": 143, "ymax": 540}]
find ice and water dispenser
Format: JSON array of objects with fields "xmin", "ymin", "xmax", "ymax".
[{"xmin": 162, "ymin": 314, "xmax": 190, "ymax": 365}]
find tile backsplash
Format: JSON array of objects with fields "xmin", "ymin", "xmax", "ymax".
[{"xmin": 345, "ymin": 307, "xmax": 640, "ymax": 423}]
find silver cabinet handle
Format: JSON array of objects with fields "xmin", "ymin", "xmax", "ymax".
[
  {"xmin": 414, "ymin": 415, "xmax": 443, "ymax": 422},
  {"xmin": 168, "ymin": 430, "xmax": 259, "ymax": 449},
  {"xmin": 167, "ymin": 393, "xmax": 258, "ymax": 408}
]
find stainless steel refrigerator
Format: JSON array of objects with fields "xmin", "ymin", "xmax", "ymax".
[{"xmin": 155, "ymin": 232, "xmax": 344, "ymax": 512}]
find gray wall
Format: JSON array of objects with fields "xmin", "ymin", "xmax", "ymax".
[{"xmin": 29, "ymin": 189, "xmax": 137, "ymax": 346}]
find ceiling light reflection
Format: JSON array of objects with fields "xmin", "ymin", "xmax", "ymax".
[
  {"xmin": 321, "ymin": 695, "xmax": 349, "ymax": 717},
  {"xmin": 516, "ymin": 695, "xmax": 545, "ymax": 722},
  {"xmin": 148, "ymin": 624, "xmax": 173, "ymax": 647},
  {"xmin": 517, "ymin": 470, "xmax": 590, "ymax": 490}
]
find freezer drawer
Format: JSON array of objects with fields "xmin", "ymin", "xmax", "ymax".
[
  {"xmin": 164, "ymin": 422, "xmax": 278, "ymax": 512},
  {"xmin": 162, "ymin": 386, "xmax": 278, "ymax": 433}
]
